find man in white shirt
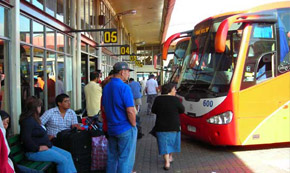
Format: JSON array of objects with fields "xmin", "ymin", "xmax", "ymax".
[
  {"xmin": 145, "ymin": 74, "xmax": 158, "ymax": 115},
  {"xmin": 139, "ymin": 77, "xmax": 147, "ymax": 95}
]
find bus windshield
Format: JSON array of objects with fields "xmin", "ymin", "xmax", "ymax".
[{"xmin": 178, "ymin": 17, "xmax": 243, "ymax": 99}]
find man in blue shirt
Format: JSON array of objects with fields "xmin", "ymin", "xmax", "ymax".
[
  {"xmin": 102, "ymin": 62, "xmax": 137, "ymax": 173},
  {"xmin": 129, "ymin": 78, "xmax": 142, "ymax": 112}
]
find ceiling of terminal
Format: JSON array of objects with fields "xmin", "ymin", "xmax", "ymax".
[
  {"xmin": 107, "ymin": 0, "xmax": 169, "ymax": 46},
  {"xmin": 106, "ymin": 0, "xmax": 286, "ymax": 48}
]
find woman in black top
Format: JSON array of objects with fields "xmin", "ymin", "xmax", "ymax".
[
  {"xmin": 1, "ymin": 110, "xmax": 41, "ymax": 172},
  {"xmin": 152, "ymin": 83, "xmax": 185, "ymax": 171},
  {"xmin": 19, "ymin": 96, "xmax": 77, "ymax": 173}
]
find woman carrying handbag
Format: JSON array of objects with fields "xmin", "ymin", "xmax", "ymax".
[{"xmin": 151, "ymin": 83, "xmax": 185, "ymax": 171}]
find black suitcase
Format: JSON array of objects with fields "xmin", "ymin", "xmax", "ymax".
[
  {"xmin": 73, "ymin": 153, "xmax": 91, "ymax": 173},
  {"xmin": 56, "ymin": 129, "xmax": 91, "ymax": 153},
  {"xmin": 56, "ymin": 128, "xmax": 92, "ymax": 172},
  {"xmin": 69, "ymin": 130, "xmax": 91, "ymax": 155}
]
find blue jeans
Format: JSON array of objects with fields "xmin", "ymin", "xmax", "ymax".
[
  {"xmin": 107, "ymin": 126, "xmax": 137, "ymax": 173},
  {"xmin": 17, "ymin": 165, "xmax": 40, "ymax": 173},
  {"xmin": 25, "ymin": 146, "xmax": 77, "ymax": 173}
]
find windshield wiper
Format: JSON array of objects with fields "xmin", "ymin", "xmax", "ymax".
[
  {"xmin": 173, "ymin": 52, "xmax": 182, "ymax": 59},
  {"xmin": 196, "ymin": 71, "xmax": 213, "ymax": 76},
  {"xmin": 181, "ymin": 80, "xmax": 196, "ymax": 85},
  {"xmin": 186, "ymin": 67, "xmax": 200, "ymax": 72}
]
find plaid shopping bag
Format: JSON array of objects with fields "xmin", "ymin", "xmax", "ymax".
[{"xmin": 91, "ymin": 136, "xmax": 108, "ymax": 171}]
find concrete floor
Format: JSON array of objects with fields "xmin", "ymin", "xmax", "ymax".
[{"xmin": 133, "ymin": 97, "xmax": 290, "ymax": 173}]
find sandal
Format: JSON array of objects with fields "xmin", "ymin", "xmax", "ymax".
[{"xmin": 163, "ymin": 166, "xmax": 170, "ymax": 171}]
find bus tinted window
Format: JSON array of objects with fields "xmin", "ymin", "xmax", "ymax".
[
  {"xmin": 253, "ymin": 25, "xmax": 273, "ymax": 38},
  {"xmin": 277, "ymin": 8, "xmax": 290, "ymax": 75},
  {"xmin": 241, "ymin": 23, "xmax": 276, "ymax": 90}
]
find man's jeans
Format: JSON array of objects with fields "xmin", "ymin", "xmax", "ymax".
[
  {"xmin": 25, "ymin": 146, "xmax": 77, "ymax": 173},
  {"xmin": 107, "ymin": 126, "xmax": 137, "ymax": 173}
]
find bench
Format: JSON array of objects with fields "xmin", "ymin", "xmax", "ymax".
[{"xmin": 8, "ymin": 134, "xmax": 56, "ymax": 173}]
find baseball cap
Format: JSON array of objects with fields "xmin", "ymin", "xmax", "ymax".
[{"xmin": 113, "ymin": 62, "xmax": 134, "ymax": 72}]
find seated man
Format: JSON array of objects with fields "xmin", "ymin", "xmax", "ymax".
[{"xmin": 40, "ymin": 94, "xmax": 80, "ymax": 142}]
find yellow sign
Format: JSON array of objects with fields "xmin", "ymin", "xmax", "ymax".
[
  {"xmin": 130, "ymin": 55, "xmax": 137, "ymax": 61},
  {"xmin": 194, "ymin": 27, "xmax": 209, "ymax": 35},
  {"xmin": 135, "ymin": 60, "xmax": 143, "ymax": 67},
  {"xmin": 130, "ymin": 55, "xmax": 143, "ymax": 67},
  {"xmin": 104, "ymin": 31, "xmax": 117, "ymax": 43},
  {"xmin": 120, "ymin": 46, "xmax": 130, "ymax": 55}
]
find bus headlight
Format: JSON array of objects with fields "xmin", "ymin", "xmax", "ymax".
[{"xmin": 206, "ymin": 111, "xmax": 233, "ymax": 124}]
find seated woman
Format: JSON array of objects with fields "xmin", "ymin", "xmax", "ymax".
[
  {"xmin": 19, "ymin": 96, "xmax": 77, "ymax": 173},
  {"xmin": 1, "ymin": 110, "xmax": 41, "ymax": 173}
]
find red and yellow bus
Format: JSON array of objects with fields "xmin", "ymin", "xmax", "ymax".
[
  {"xmin": 175, "ymin": 2, "xmax": 290, "ymax": 145},
  {"xmin": 162, "ymin": 31, "xmax": 191, "ymax": 83}
]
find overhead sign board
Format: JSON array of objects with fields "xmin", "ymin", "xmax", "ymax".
[
  {"xmin": 120, "ymin": 45, "xmax": 130, "ymax": 55},
  {"xmin": 135, "ymin": 60, "xmax": 143, "ymax": 67},
  {"xmin": 130, "ymin": 54, "xmax": 143, "ymax": 67},
  {"xmin": 130, "ymin": 55, "xmax": 137, "ymax": 61},
  {"xmin": 104, "ymin": 30, "xmax": 117, "ymax": 43}
]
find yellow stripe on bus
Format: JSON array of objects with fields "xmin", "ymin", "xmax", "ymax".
[{"xmin": 242, "ymin": 101, "xmax": 290, "ymax": 145}]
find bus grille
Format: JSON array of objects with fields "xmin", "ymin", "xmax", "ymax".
[{"xmin": 187, "ymin": 112, "xmax": 196, "ymax": 117}]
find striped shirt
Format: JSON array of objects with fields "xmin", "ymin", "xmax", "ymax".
[{"xmin": 40, "ymin": 107, "xmax": 78, "ymax": 137}]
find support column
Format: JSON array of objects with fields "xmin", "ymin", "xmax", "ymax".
[
  {"xmin": 97, "ymin": 0, "xmax": 102, "ymax": 70},
  {"xmin": 76, "ymin": 0, "xmax": 82, "ymax": 109},
  {"xmin": 97, "ymin": 43, "xmax": 102, "ymax": 70},
  {"xmin": 71, "ymin": 0, "xmax": 77, "ymax": 109},
  {"xmin": 10, "ymin": 0, "xmax": 21, "ymax": 133},
  {"xmin": 118, "ymin": 20, "xmax": 122, "ymax": 61}
]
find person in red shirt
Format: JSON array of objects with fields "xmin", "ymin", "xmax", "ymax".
[
  {"xmin": 38, "ymin": 72, "xmax": 55, "ymax": 108},
  {"xmin": 96, "ymin": 70, "xmax": 102, "ymax": 84},
  {"xmin": 0, "ymin": 117, "xmax": 14, "ymax": 173},
  {"xmin": 100, "ymin": 70, "xmax": 114, "ymax": 133}
]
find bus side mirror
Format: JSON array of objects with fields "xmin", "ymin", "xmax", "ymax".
[
  {"xmin": 215, "ymin": 19, "xmax": 231, "ymax": 53},
  {"xmin": 162, "ymin": 31, "xmax": 191, "ymax": 60},
  {"xmin": 162, "ymin": 33, "xmax": 181, "ymax": 60}
]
